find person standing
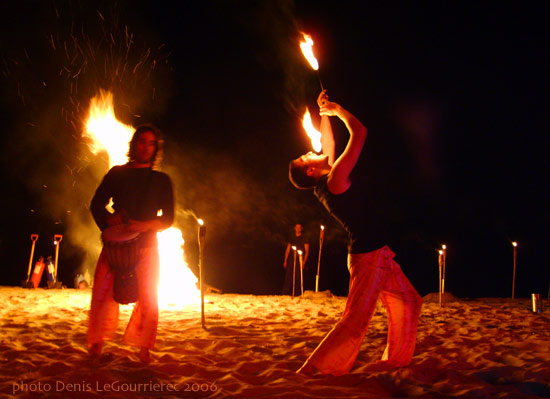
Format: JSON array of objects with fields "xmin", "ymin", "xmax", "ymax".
[
  {"xmin": 88, "ymin": 124, "xmax": 174, "ymax": 363},
  {"xmin": 282, "ymin": 223, "xmax": 309, "ymax": 295},
  {"xmin": 289, "ymin": 91, "xmax": 422, "ymax": 375}
]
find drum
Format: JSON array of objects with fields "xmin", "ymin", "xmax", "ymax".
[{"xmin": 102, "ymin": 225, "xmax": 143, "ymax": 304}]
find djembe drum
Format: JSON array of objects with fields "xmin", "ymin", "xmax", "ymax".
[{"xmin": 102, "ymin": 225, "xmax": 143, "ymax": 304}]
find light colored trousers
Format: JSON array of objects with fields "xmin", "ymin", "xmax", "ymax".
[
  {"xmin": 300, "ymin": 245, "xmax": 422, "ymax": 375},
  {"xmin": 87, "ymin": 246, "xmax": 160, "ymax": 350}
]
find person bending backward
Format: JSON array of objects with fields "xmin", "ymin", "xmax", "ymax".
[
  {"xmin": 88, "ymin": 124, "xmax": 174, "ymax": 363},
  {"xmin": 289, "ymin": 91, "xmax": 422, "ymax": 375}
]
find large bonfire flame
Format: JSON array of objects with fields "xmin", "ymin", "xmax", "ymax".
[{"xmin": 84, "ymin": 90, "xmax": 199, "ymax": 308}]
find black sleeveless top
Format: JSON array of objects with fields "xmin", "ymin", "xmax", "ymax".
[{"xmin": 314, "ymin": 173, "xmax": 389, "ymax": 254}]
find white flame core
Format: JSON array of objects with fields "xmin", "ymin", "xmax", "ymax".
[
  {"xmin": 302, "ymin": 108, "xmax": 322, "ymax": 152},
  {"xmin": 300, "ymin": 33, "xmax": 319, "ymax": 70}
]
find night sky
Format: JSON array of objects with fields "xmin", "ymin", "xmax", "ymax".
[{"xmin": 0, "ymin": 1, "xmax": 547, "ymax": 299}]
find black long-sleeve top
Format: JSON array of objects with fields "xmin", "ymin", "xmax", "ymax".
[{"xmin": 90, "ymin": 165, "xmax": 174, "ymax": 246}]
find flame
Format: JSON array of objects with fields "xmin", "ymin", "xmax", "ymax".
[
  {"xmin": 84, "ymin": 90, "xmax": 200, "ymax": 308},
  {"xmin": 302, "ymin": 108, "xmax": 322, "ymax": 152},
  {"xmin": 299, "ymin": 33, "xmax": 319, "ymax": 70}
]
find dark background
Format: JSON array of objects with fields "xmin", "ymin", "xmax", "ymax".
[{"xmin": 0, "ymin": 1, "xmax": 547, "ymax": 298}]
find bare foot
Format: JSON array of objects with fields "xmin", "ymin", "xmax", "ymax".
[{"xmin": 138, "ymin": 347, "xmax": 151, "ymax": 363}]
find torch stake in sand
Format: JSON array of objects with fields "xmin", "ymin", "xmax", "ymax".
[
  {"xmin": 441, "ymin": 244, "xmax": 447, "ymax": 295},
  {"xmin": 315, "ymin": 225, "xmax": 325, "ymax": 292},
  {"xmin": 511, "ymin": 241, "xmax": 517, "ymax": 300},
  {"xmin": 292, "ymin": 246, "xmax": 297, "ymax": 296},
  {"xmin": 198, "ymin": 219, "xmax": 206, "ymax": 329},
  {"xmin": 298, "ymin": 250, "xmax": 304, "ymax": 296},
  {"xmin": 53, "ymin": 235, "xmax": 63, "ymax": 283},
  {"xmin": 438, "ymin": 250, "xmax": 443, "ymax": 307},
  {"xmin": 26, "ymin": 234, "xmax": 39, "ymax": 285}
]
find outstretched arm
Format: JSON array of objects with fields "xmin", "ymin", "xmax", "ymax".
[{"xmin": 321, "ymin": 100, "xmax": 367, "ymax": 194}]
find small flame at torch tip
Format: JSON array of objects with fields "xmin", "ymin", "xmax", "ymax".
[
  {"xmin": 198, "ymin": 218, "xmax": 204, "ymax": 226},
  {"xmin": 299, "ymin": 33, "xmax": 319, "ymax": 71}
]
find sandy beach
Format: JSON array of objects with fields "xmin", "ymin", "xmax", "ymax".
[{"xmin": 0, "ymin": 286, "xmax": 549, "ymax": 398}]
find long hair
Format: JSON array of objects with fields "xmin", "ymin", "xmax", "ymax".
[{"xmin": 127, "ymin": 124, "xmax": 163, "ymax": 169}]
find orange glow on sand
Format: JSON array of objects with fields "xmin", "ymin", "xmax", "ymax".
[{"xmin": 84, "ymin": 90, "xmax": 200, "ymax": 308}]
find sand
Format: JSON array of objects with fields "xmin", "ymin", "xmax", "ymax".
[{"xmin": 0, "ymin": 286, "xmax": 549, "ymax": 398}]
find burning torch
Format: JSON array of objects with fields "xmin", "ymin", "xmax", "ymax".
[
  {"xmin": 298, "ymin": 249, "xmax": 304, "ymax": 296},
  {"xmin": 441, "ymin": 244, "xmax": 447, "ymax": 295},
  {"xmin": 292, "ymin": 246, "xmax": 297, "ymax": 296},
  {"xmin": 315, "ymin": 225, "xmax": 325, "ymax": 292},
  {"xmin": 198, "ymin": 219, "xmax": 206, "ymax": 329},
  {"xmin": 511, "ymin": 241, "xmax": 517, "ymax": 300},
  {"xmin": 26, "ymin": 234, "xmax": 39, "ymax": 286},
  {"xmin": 300, "ymin": 32, "xmax": 324, "ymax": 91},
  {"xmin": 53, "ymin": 234, "xmax": 63, "ymax": 283},
  {"xmin": 438, "ymin": 249, "xmax": 443, "ymax": 307},
  {"xmin": 299, "ymin": 33, "xmax": 327, "ymax": 154}
]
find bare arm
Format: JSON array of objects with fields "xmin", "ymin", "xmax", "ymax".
[
  {"xmin": 322, "ymin": 101, "xmax": 367, "ymax": 194},
  {"xmin": 318, "ymin": 91, "xmax": 336, "ymax": 165}
]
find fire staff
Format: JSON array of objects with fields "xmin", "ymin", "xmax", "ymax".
[
  {"xmin": 289, "ymin": 91, "xmax": 422, "ymax": 375},
  {"xmin": 88, "ymin": 124, "xmax": 174, "ymax": 363}
]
